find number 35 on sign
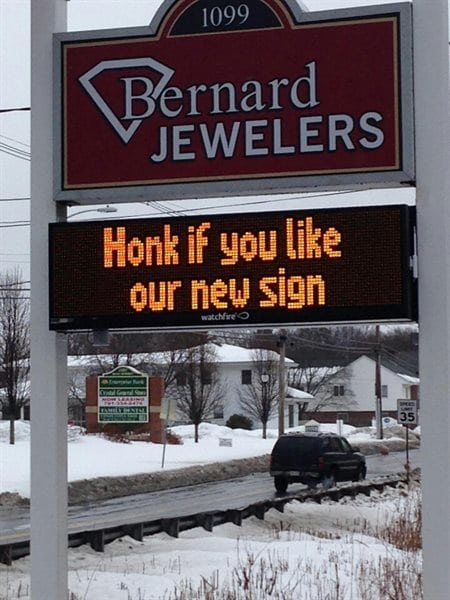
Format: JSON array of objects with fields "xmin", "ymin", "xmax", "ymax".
[{"xmin": 397, "ymin": 399, "xmax": 418, "ymax": 425}]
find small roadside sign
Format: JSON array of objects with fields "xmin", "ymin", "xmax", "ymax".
[
  {"xmin": 98, "ymin": 366, "xmax": 148, "ymax": 423},
  {"xmin": 397, "ymin": 399, "xmax": 418, "ymax": 425}
]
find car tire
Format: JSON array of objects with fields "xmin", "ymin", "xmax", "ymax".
[
  {"xmin": 353, "ymin": 466, "xmax": 366, "ymax": 482},
  {"xmin": 274, "ymin": 476, "xmax": 288, "ymax": 493},
  {"xmin": 321, "ymin": 469, "xmax": 337, "ymax": 490}
]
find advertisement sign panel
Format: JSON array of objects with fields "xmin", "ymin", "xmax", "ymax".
[
  {"xmin": 54, "ymin": 0, "xmax": 414, "ymax": 203},
  {"xmin": 98, "ymin": 366, "xmax": 149, "ymax": 423},
  {"xmin": 49, "ymin": 205, "xmax": 417, "ymax": 331}
]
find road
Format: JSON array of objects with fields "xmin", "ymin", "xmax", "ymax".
[{"xmin": 0, "ymin": 449, "xmax": 420, "ymax": 545}]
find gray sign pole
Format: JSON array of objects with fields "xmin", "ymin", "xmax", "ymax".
[
  {"xmin": 414, "ymin": 0, "xmax": 450, "ymax": 597},
  {"xmin": 30, "ymin": 1, "xmax": 68, "ymax": 598}
]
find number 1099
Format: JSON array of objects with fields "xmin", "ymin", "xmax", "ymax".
[{"xmin": 202, "ymin": 4, "xmax": 250, "ymax": 28}]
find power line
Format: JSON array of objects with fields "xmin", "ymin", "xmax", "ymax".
[
  {"xmin": 0, "ymin": 139, "xmax": 31, "ymax": 161},
  {"xmin": 0, "ymin": 186, "xmax": 413, "ymax": 227},
  {"xmin": 0, "ymin": 107, "xmax": 30, "ymax": 113},
  {"xmin": 0, "ymin": 191, "xmax": 355, "ymax": 227},
  {"xmin": 0, "ymin": 222, "xmax": 29, "ymax": 229},
  {"xmin": 0, "ymin": 279, "xmax": 30, "ymax": 288},
  {"xmin": 0, "ymin": 134, "xmax": 30, "ymax": 148},
  {"xmin": 0, "ymin": 197, "xmax": 30, "ymax": 203},
  {"xmin": 0, "ymin": 140, "xmax": 30, "ymax": 155},
  {"xmin": 0, "ymin": 145, "xmax": 30, "ymax": 161}
]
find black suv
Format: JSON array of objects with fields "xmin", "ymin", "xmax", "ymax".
[{"xmin": 270, "ymin": 432, "xmax": 366, "ymax": 493}]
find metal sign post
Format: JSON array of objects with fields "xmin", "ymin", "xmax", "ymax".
[
  {"xmin": 30, "ymin": 1, "xmax": 68, "ymax": 599},
  {"xmin": 414, "ymin": 0, "xmax": 450, "ymax": 597},
  {"xmin": 397, "ymin": 399, "xmax": 418, "ymax": 485}
]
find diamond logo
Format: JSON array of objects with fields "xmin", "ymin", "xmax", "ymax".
[{"xmin": 78, "ymin": 57, "xmax": 175, "ymax": 143}]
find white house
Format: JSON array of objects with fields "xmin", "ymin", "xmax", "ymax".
[
  {"xmin": 197, "ymin": 343, "xmax": 313, "ymax": 429},
  {"xmin": 306, "ymin": 354, "xmax": 419, "ymax": 426}
]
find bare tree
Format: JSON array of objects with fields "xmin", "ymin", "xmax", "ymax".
[
  {"xmin": 0, "ymin": 269, "xmax": 30, "ymax": 444},
  {"xmin": 68, "ymin": 330, "xmax": 208, "ymax": 355},
  {"xmin": 238, "ymin": 348, "xmax": 279, "ymax": 439},
  {"xmin": 173, "ymin": 344, "xmax": 225, "ymax": 442},
  {"xmin": 289, "ymin": 364, "xmax": 341, "ymax": 397},
  {"xmin": 67, "ymin": 368, "xmax": 87, "ymax": 426},
  {"xmin": 289, "ymin": 364, "xmax": 355, "ymax": 415}
]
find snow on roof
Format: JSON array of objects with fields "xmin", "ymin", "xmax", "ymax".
[
  {"xmin": 286, "ymin": 386, "xmax": 314, "ymax": 400},
  {"xmin": 68, "ymin": 343, "xmax": 296, "ymax": 368},
  {"xmin": 396, "ymin": 373, "xmax": 420, "ymax": 385},
  {"xmin": 214, "ymin": 343, "xmax": 294, "ymax": 364}
]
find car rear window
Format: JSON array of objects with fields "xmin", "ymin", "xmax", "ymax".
[{"xmin": 274, "ymin": 436, "xmax": 323, "ymax": 458}]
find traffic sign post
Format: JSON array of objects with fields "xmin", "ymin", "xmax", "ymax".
[
  {"xmin": 397, "ymin": 399, "xmax": 418, "ymax": 486},
  {"xmin": 397, "ymin": 399, "xmax": 418, "ymax": 426}
]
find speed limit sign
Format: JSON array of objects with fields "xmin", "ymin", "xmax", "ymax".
[{"xmin": 397, "ymin": 399, "xmax": 418, "ymax": 425}]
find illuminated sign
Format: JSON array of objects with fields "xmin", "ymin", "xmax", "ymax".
[
  {"xmin": 49, "ymin": 205, "xmax": 417, "ymax": 331},
  {"xmin": 53, "ymin": 0, "xmax": 414, "ymax": 204}
]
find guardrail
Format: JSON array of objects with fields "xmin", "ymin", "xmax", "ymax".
[{"xmin": 0, "ymin": 474, "xmax": 409, "ymax": 565}]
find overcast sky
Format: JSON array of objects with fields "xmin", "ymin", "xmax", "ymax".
[{"xmin": 0, "ymin": 0, "xmax": 415, "ymax": 283}]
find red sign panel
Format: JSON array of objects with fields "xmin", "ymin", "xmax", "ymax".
[{"xmin": 54, "ymin": 0, "xmax": 414, "ymax": 203}]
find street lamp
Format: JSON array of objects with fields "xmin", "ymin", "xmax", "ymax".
[
  {"xmin": 261, "ymin": 372, "xmax": 269, "ymax": 403},
  {"xmin": 260, "ymin": 372, "xmax": 269, "ymax": 439},
  {"xmin": 67, "ymin": 205, "xmax": 118, "ymax": 219}
]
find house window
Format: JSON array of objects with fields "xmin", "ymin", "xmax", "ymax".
[
  {"xmin": 333, "ymin": 385, "xmax": 345, "ymax": 396},
  {"xmin": 298, "ymin": 403, "xmax": 306, "ymax": 424},
  {"xmin": 213, "ymin": 405, "xmax": 224, "ymax": 419},
  {"xmin": 241, "ymin": 370, "xmax": 252, "ymax": 385},
  {"xmin": 381, "ymin": 385, "xmax": 388, "ymax": 398}
]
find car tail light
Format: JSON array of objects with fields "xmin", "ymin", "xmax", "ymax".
[{"xmin": 318, "ymin": 456, "xmax": 325, "ymax": 471}]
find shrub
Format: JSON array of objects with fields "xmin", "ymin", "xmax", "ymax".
[
  {"xmin": 226, "ymin": 414, "xmax": 253, "ymax": 430},
  {"xmin": 166, "ymin": 429, "xmax": 183, "ymax": 444}
]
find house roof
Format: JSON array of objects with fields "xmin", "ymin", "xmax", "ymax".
[
  {"xmin": 214, "ymin": 343, "xmax": 295, "ymax": 365},
  {"xmin": 396, "ymin": 373, "xmax": 420, "ymax": 385},
  {"xmin": 286, "ymin": 386, "xmax": 314, "ymax": 400},
  {"xmin": 67, "ymin": 343, "xmax": 296, "ymax": 368},
  {"xmin": 343, "ymin": 354, "xmax": 419, "ymax": 384}
]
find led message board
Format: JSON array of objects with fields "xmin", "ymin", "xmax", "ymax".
[
  {"xmin": 53, "ymin": 0, "xmax": 414, "ymax": 204},
  {"xmin": 49, "ymin": 205, "xmax": 416, "ymax": 331}
]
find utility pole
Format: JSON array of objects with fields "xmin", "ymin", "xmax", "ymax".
[
  {"xmin": 374, "ymin": 325, "xmax": 383, "ymax": 439},
  {"xmin": 278, "ymin": 330, "xmax": 287, "ymax": 437}
]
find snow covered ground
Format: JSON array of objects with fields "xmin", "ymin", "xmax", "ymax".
[
  {"xmin": 0, "ymin": 421, "xmax": 421, "ymax": 599},
  {"xmin": 0, "ymin": 419, "xmax": 401, "ymax": 498}
]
